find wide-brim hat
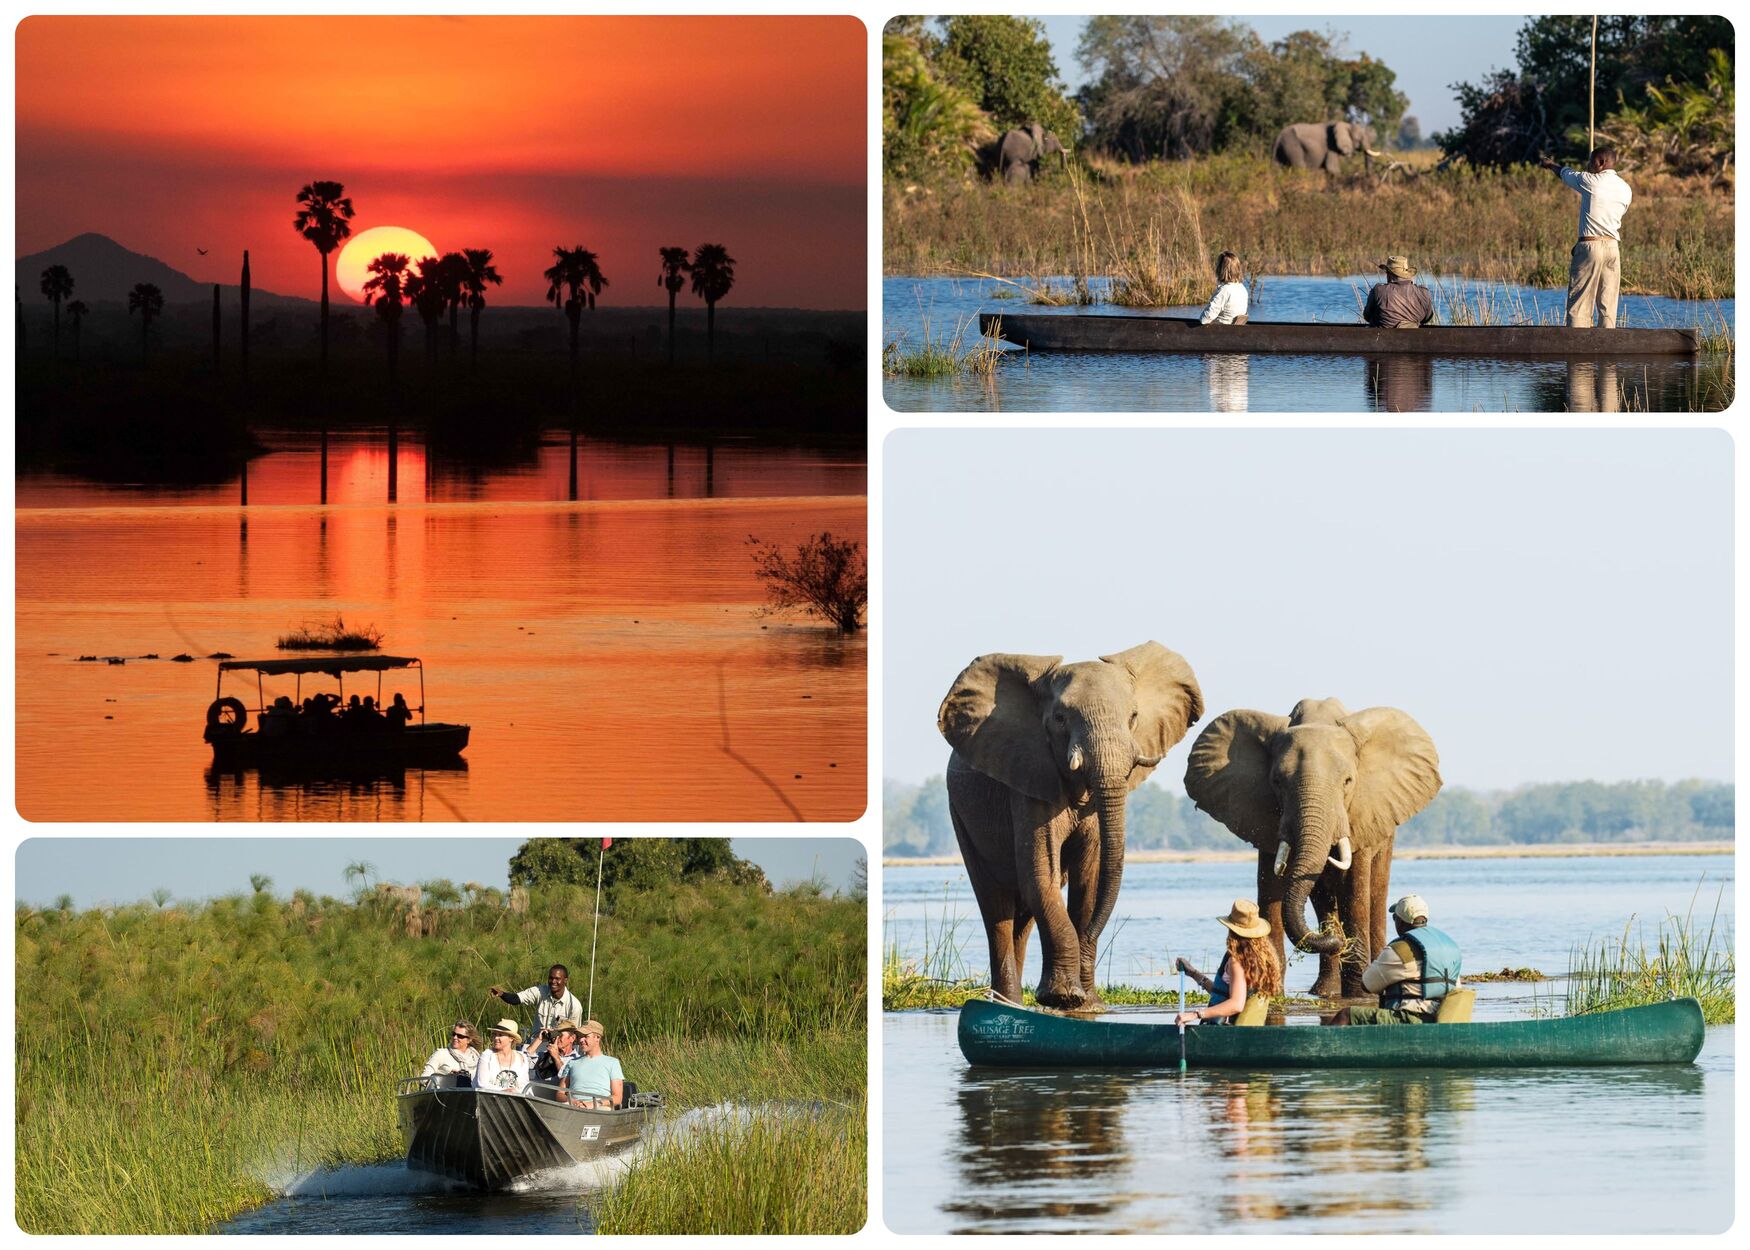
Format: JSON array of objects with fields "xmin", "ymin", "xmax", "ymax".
[
  {"xmin": 1379, "ymin": 254, "xmax": 1417, "ymax": 278},
  {"xmin": 551, "ymin": 1018, "xmax": 582, "ymax": 1036},
  {"xmin": 487, "ymin": 1018, "xmax": 522, "ymax": 1040},
  {"xmin": 578, "ymin": 1019, "xmax": 605, "ymax": 1038},
  {"xmin": 1218, "ymin": 899, "xmax": 1271, "ymax": 939}
]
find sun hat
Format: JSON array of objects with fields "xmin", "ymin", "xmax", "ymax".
[
  {"xmin": 1392, "ymin": 895, "xmax": 1430, "ymax": 926},
  {"xmin": 1217, "ymin": 899, "xmax": 1271, "ymax": 939},
  {"xmin": 487, "ymin": 1018, "xmax": 522, "ymax": 1040},
  {"xmin": 551, "ymin": 1018, "xmax": 582, "ymax": 1036},
  {"xmin": 1379, "ymin": 254, "xmax": 1417, "ymax": 279},
  {"xmin": 578, "ymin": 1019, "xmax": 605, "ymax": 1038}
]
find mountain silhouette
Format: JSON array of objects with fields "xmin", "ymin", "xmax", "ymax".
[{"xmin": 14, "ymin": 233, "xmax": 309, "ymax": 307}]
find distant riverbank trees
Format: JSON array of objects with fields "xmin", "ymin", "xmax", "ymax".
[{"xmin": 884, "ymin": 777, "xmax": 1734, "ymax": 856}]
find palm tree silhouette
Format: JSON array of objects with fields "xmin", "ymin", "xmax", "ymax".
[
  {"xmin": 127, "ymin": 282, "xmax": 164, "ymax": 361},
  {"xmin": 66, "ymin": 299, "xmax": 89, "ymax": 362},
  {"xmin": 544, "ymin": 245, "xmax": 610, "ymax": 396},
  {"xmin": 689, "ymin": 244, "xmax": 736, "ymax": 362},
  {"xmin": 438, "ymin": 252, "xmax": 468, "ymax": 357},
  {"xmin": 362, "ymin": 253, "xmax": 410, "ymax": 388},
  {"xmin": 39, "ymin": 264, "xmax": 74, "ymax": 358},
  {"xmin": 293, "ymin": 180, "xmax": 356, "ymax": 375},
  {"xmin": 460, "ymin": 248, "xmax": 503, "ymax": 369},
  {"xmin": 658, "ymin": 247, "xmax": 690, "ymax": 365},
  {"xmin": 406, "ymin": 256, "xmax": 447, "ymax": 364}
]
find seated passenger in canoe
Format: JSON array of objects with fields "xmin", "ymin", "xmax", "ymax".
[
  {"xmin": 1173, "ymin": 899, "xmax": 1282, "ymax": 1026},
  {"xmin": 1199, "ymin": 251, "xmax": 1248, "ymax": 325},
  {"xmin": 422, "ymin": 1019, "xmax": 480, "ymax": 1082},
  {"xmin": 559, "ymin": 1019, "xmax": 625, "ymax": 1109},
  {"xmin": 530, "ymin": 1018, "xmax": 583, "ymax": 1087},
  {"xmin": 1325, "ymin": 894, "xmax": 1462, "ymax": 1025},
  {"xmin": 1363, "ymin": 255, "xmax": 1435, "ymax": 328},
  {"xmin": 474, "ymin": 1018, "xmax": 533, "ymax": 1093}
]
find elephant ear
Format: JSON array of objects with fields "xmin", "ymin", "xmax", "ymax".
[
  {"xmin": 1183, "ymin": 710, "xmax": 1288, "ymax": 847},
  {"xmin": 1343, "ymin": 707, "xmax": 1442, "ymax": 843},
  {"xmin": 1099, "ymin": 642, "xmax": 1204, "ymax": 792},
  {"xmin": 938, "ymin": 653, "xmax": 1063, "ymax": 802},
  {"xmin": 1028, "ymin": 122, "xmax": 1044, "ymax": 154},
  {"xmin": 1331, "ymin": 122, "xmax": 1357, "ymax": 156}
]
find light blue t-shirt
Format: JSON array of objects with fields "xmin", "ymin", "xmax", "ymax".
[{"xmin": 560, "ymin": 1053, "xmax": 624, "ymax": 1100}]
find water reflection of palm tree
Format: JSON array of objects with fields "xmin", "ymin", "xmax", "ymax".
[
  {"xmin": 689, "ymin": 243, "xmax": 735, "ymax": 362},
  {"xmin": 658, "ymin": 246, "xmax": 690, "ymax": 365},
  {"xmin": 66, "ymin": 299, "xmax": 89, "ymax": 362},
  {"xmin": 292, "ymin": 180, "xmax": 356, "ymax": 375},
  {"xmin": 362, "ymin": 253, "xmax": 411, "ymax": 387},
  {"xmin": 39, "ymin": 263, "xmax": 74, "ymax": 358},
  {"xmin": 460, "ymin": 248, "xmax": 503, "ymax": 369},
  {"xmin": 127, "ymin": 282, "xmax": 164, "ymax": 361}
]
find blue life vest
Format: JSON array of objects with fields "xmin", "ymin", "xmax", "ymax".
[
  {"xmin": 1382, "ymin": 925, "xmax": 1463, "ymax": 1007},
  {"xmin": 1208, "ymin": 955, "xmax": 1232, "ymax": 1008}
]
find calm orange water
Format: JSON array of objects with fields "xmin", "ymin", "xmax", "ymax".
[{"xmin": 16, "ymin": 479, "xmax": 866, "ymax": 821}]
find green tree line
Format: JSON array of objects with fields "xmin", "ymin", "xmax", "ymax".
[{"xmin": 885, "ymin": 776, "xmax": 1734, "ymax": 856}]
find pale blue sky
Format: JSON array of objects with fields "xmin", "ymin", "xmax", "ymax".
[
  {"xmin": 883, "ymin": 429, "xmax": 1733, "ymax": 790},
  {"xmin": 1036, "ymin": 15, "xmax": 1526, "ymax": 134},
  {"xmin": 14, "ymin": 837, "xmax": 864, "ymax": 909}
]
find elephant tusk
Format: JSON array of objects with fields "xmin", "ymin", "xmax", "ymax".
[
  {"xmin": 1365, "ymin": 148, "xmax": 1384, "ymax": 157},
  {"xmin": 1135, "ymin": 751, "xmax": 1165, "ymax": 768},
  {"xmin": 1273, "ymin": 842, "xmax": 1290, "ymax": 877},
  {"xmin": 1067, "ymin": 744, "xmax": 1084, "ymax": 773},
  {"xmin": 1326, "ymin": 837, "xmax": 1353, "ymax": 871}
]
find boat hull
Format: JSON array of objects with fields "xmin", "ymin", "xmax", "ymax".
[
  {"xmin": 980, "ymin": 312, "xmax": 1701, "ymax": 357},
  {"xmin": 398, "ymin": 1082, "xmax": 650, "ymax": 1190},
  {"xmin": 957, "ymin": 997, "xmax": 1706, "ymax": 1070},
  {"xmin": 208, "ymin": 723, "xmax": 470, "ymax": 770}
]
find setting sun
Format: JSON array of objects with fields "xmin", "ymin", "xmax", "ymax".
[{"xmin": 336, "ymin": 225, "xmax": 437, "ymax": 302}]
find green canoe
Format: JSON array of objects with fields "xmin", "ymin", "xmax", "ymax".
[{"xmin": 958, "ymin": 997, "xmax": 1705, "ymax": 1070}]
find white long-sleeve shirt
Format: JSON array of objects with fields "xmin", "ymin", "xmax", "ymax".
[
  {"xmin": 474, "ymin": 1048, "xmax": 532, "ymax": 1094},
  {"xmin": 1199, "ymin": 281, "xmax": 1248, "ymax": 325},
  {"xmin": 1559, "ymin": 167, "xmax": 1633, "ymax": 240}
]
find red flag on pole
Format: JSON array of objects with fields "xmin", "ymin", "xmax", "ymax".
[{"xmin": 602, "ymin": 836, "xmax": 612, "ymax": 849}]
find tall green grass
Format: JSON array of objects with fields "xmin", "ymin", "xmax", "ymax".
[
  {"xmin": 881, "ymin": 304, "xmax": 1004, "ymax": 378},
  {"xmin": 15, "ymin": 881, "xmax": 865, "ymax": 1233},
  {"xmin": 1565, "ymin": 887, "xmax": 1734, "ymax": 1025}
]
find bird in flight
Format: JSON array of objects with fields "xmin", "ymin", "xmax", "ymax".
[{"xmin": 196, "ymin": 247, "xmax": 209, "ymax": 256}]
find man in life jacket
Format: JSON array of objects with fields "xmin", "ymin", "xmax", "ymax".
[{"xmin": 1324, "ymin": 894, "xmax": 1462, "ymax": 1025}]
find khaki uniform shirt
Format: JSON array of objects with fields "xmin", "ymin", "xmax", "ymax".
[{"xmin": 1360, "ymin": 938, "xmax": 1439, "ymax": 1016}]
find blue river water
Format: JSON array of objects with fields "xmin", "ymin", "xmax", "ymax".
[
  {"xmin": 883, "ymin": 854, "xmax": 1734, "ymax": 1233},
  {"xmin": 882, "ymin": 275, "xmax": 1734, "ymax": 412}
]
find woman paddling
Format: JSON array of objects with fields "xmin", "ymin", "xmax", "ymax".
[{"xmin": 1174, "ymin": 899, "xmax": 1282, "ymax": 1025}]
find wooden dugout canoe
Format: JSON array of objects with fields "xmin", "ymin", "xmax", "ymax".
[
  {"xmin": 957, "ymin": 997, "xmax": 1706, "ymax": 1070},
  {"xmin": 979, "ymin": 312, "xmax": 1702, "ymax": 357}
]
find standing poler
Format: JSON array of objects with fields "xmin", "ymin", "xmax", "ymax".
[
  {"xmin": 1540, "ymin": 146, "xmax": 1633, "ymax": 328},
  {"xmin": 489, "ymin": 963, "xmax": 582, "ymax": 1056}
]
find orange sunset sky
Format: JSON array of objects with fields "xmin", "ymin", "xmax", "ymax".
[{"xmin": 16, "ymin": 16, "xmax": 866, "ymax": 309}]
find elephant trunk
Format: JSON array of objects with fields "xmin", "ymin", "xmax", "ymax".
[
  {"xmin": 1083, "ymin": 748, "xmax": 1132, "ymax": 952},
  {"xmin": 1281, "ymin": 798, "xmax": 1344, "ymax": 954}
]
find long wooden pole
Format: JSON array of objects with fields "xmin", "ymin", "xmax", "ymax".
[{"xmin": 1589, "ymin": 16, "xmax": 1599, "ymax": 154}]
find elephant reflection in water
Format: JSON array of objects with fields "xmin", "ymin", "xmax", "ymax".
[
  {"xmin": 1365, "ymin": 355, "xmax": 1434, "ymax": 412},
  {"xmin": 949, "ymin": 1072, "xmax": 1133, "ymax": 1226},
  {"xmin": 1205, "ymin": 354, "xmax": 1250, "ymax": 412},
  {"xmin": 1566, "ymin": 360, "xmax": 1623, "ymax": 412}
]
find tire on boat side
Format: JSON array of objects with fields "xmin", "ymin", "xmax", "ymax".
[{"xmin": 205, "ymin": 696, "xmax": 247, "ymax": 737}]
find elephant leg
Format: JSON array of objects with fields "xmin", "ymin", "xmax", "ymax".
[
  {"xmin": 1340, "ymin": 852, "xmax": 1373, "ymax": 998},
  {"xmin": 953, "ymin": 806, "xmax": 1027, "ymax": 1004},
  {"xmin": 1257, "ymin": 848, "xmax": 1286, "ymax": 977},
  {"xmin": 1065, "ymin": 825, "xmax": 1107, "ymax": 1007},
  {"xmin": 1309, "ymin": 877, "xmax": 1343, "ymax": 999},
  {"xmin": 1323, "ymin": 152, "xmax": 1342, "ymax": 176},
  {"xmin": 1011, "ymin": 908, "xmax": 1035, "ymax": 996},
  {"xmin": 1016, "ymin": 815, "xmax": 1085, "ymax": 1009},
  {"xmin": 1371, "ymin": 844, "xmax": 1393, "ymax": 958}
]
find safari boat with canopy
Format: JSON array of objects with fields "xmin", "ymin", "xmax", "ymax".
[
  {"xmin": 203, "ymin": 655, "xmax": 470, "ymax": 767},
  {"xmin": 958, "ymin": 996, "xmax": 1705, "ymax": 1070},
  {"xmin": 396, "ymin": 1074, "xmax": 661, "ymax": 1190}
]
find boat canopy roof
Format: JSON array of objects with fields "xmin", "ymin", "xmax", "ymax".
[{"xmin": 219, "ymin": 655, "xmax": 423, "ymax": 676}]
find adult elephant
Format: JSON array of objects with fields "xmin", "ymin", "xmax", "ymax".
[
  {"xmin": 940, "ymin": 643, "xmax": 1203, "ymax": 1010},
  {"xmin": 1184, "ymin": 698, "xmax": 1440, "ymax": 999},
  {"xmin": 1273, "ymin": 121, "xmax": 1382, "ymax": 176},
  {"xmin": 992, "ymin": 123, "xmax": 1069, "ymax": 185}
]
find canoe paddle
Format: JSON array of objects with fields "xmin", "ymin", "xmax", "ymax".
[{"xmin": 1178, "ymin": 964, "xmax": 1188, "ymax": 1073}]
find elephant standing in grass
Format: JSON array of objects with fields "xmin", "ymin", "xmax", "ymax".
[
  {"xmin": 1184, "ymin": 698, "xmax": 1440, "ymax": 998},
  {"xmin": 1273, "ymin": 121, "xmax": 1382, "ymax": 176},
  {"xmin": 940, "ymin": 643, "xmax": 1203, "ymax": 1010},
  {"xmin": 991, "ymin": 124, "xmax": 1069, "ymax": 185}
]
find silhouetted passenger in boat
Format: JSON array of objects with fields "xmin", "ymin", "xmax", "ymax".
[
  {"xmin": 360, "ymin": 696, "xmax": 385, "ymax": 729},
  {"xmin": 388, "ymin": 693, "xmax": 412, "ymax": 730}
]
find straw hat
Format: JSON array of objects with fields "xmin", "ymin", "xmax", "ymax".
[
  {"xmin": 487, "ymin": 1018, "xmax": 522, "ymax": 1041},
  {"xmin": 551, "ymin": 1018, "xmax": 582, "ymax": 1036},
  {"xmin": 1392, "ymin": 895, "xmax": 1430, "ymax": 926},
  {"xmin": 578, "ymin": 1019, "xmax": 605, "ymax": 1038},
  {"xmin": 1217, "ymin": 899, "xmax": 1271, "ymax": 939},
  {"xmin": 1379, "ymin": 254, "xmax": 1417, "ymax": 279}
]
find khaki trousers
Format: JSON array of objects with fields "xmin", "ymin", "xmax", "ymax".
[{"xmin": 1566, "ymin": 238, "xmax": 1621, "ymax": 328}]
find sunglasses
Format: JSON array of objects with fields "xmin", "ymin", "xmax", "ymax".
[{"xmin": 452, "ymin": 1032, "xmax": 470, "ymax": 1041}]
